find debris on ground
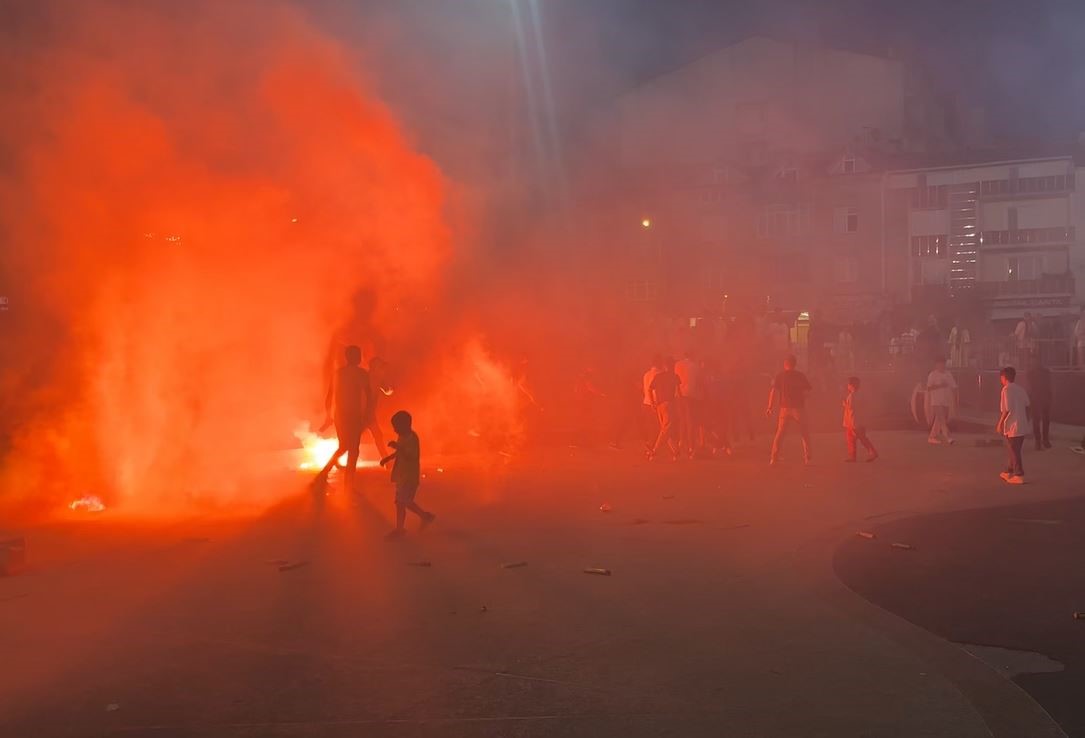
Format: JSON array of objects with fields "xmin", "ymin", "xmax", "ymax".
[
  {"xmin": 266, "ymin": 559, "xmax": 289, "ymax": 566},
  {"xmin": 599, "ymin": 503, "xmax": 612, "ymax": 512},
  {"xmin": 583, "ymin": 567, "xmax": 612, "ymax": 576},
  {"xmin": 502, "ymin": 561, "xmax": 528, "ymax": 569},
  {"xmin": 408, "ymin": 560, "xmax": 432, "ymax": 567},
  {"xmin": 278, "ymin": 561, "xmax": 310, "ymax": 572},
  {"xmin": 891, "ymin": 542, "xmax": 915, "ymax": 551},
  {"xmin": 857, "ymin": 531, "xmax": 877, "ymax": 540},
  {"xmin": 0, "ymin": 537, "xmax": 27, "ymax": 577},
  {"xmin": 105, "ymin": 704, "xmax": 120, "ymax": 712},
  {"xmin": 628, "ymin": 518, "xmax": 651, "ymax": 525},
  {"xmin": 480, "ymin": 605, "xmax": 488, "ymax": 613},
  {"xmin": 662, "ymin": 495, "xmax": 676, "ymax": 500}
]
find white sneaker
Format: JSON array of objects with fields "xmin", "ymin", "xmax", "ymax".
[
  {"xmin": 946, "ymin": 438, "xmax": 956, "ymax": 445},
  {"xmin": 999, "ymin": 472, "xmax": 1011, "ymax": 482},
  {"xmin": 1007, "ymin": 475, "xmax": 1025, "ymax": 485},
  {"xmin": 927, "ymin": 438, "xmax": 941, "ymax": 445}
]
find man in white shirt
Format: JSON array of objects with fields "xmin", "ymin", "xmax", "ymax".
[
  {"xmin": 642, "ymin": 355, "xmax": 663, "ymax": 449},
  {"xmin": 925, "ymin": 357, "xmax": 958, "ymax": 445},
  {"xmin": 996, "ymin": 366, "xmax": 1031, "ymax": 484}
]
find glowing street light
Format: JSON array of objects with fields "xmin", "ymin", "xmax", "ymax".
[{"xmin": 641, "ymin": 218, "xmax": 652, "ymax": 228}]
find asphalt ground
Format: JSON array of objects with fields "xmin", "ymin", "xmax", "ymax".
[{"xmin": 2, "ymin": 431, "xmax": 1082, "ymax": 737}]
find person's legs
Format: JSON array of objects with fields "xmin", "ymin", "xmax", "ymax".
[
  {"xmin": 651, "ymin": 402, "xmax": 674, "ymax": 456},
  {"xmin": 394, "ymin": 503, "xmax": 407, "ymax": 530},
  {"xmin": 770, "ymin": 411, "xmax": 789, "ymax": 462},
  {"xmin": 1033, "ymin": 410, "xmax": 1043, "ymax": 450},
  {"xmin": 929, "ymin": 405, "xmax": 950, "ymax": 442},
  {"xmin": 1041, "ymin": 405, "xmax": 1052, "ymax": 447},
  {"xmin": 796, "ymin": 409, "xmax": 811, "ymax": 462},
  {"xmin": 368, "ymin": 420, "xmax": 387, "ymax": 457},
  {"xmin": 845, "ymin": 427, "xmax": 858, "ymax": 460},
  {"xmin": 856, "ymin": 427, "xmax": 877, "ymax": 458},
  {"xmin": 1011, "ymin": 435, "xmax": 1025, "ymax": 477}
]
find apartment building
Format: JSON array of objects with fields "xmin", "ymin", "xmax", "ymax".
[{"xmin": 885, "ymin": 156, "xmax": 1081, "ymax": 322}]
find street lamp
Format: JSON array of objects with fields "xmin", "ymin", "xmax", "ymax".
[{"xmin": 641, "ymin": 218, "xmax": 652, "ymax": 229}]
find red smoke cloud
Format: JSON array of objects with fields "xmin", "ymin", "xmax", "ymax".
[{"xmin": 0, "ymin": 1, "xmax": 528, "ymax": 516}]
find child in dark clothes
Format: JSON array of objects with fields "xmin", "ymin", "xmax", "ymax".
[{"xmin": 380, "ymin": 410, "xmax": 435, "ymax": 538}]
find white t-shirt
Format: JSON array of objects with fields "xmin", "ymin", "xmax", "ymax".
[
  {"xmin": 1014, "ymin": 320, "xmax": 1028, "ymax": 346},
  {"xmin": 1000, "ymin": 382, "xmax": 1030, "ymax": 438},
  {"xmin": 642, "ymin": 367, "xmax": 660, "ymax": 406},
  {"xmin": 926, "ymin": 369, "xmax": 957, "ymax": 407}
]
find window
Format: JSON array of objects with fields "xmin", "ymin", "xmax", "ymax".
[
  {"xmin": 758, "ymin": 205, "xmax": 805, "ymax": 238},
  {"xmin": 980, "ymin": 179, "xmax": 1010, "ymax": 196},
  {"xmin": 912, "ymin": 234, "xmax": 948, "ymax": 257},
  {"xmin": 841, "ymin": 156, "xmax": 856, "ymax": 174},
  {"xmin": 777, "ymin": 167, "xmax": 798, "ymax": 185},
  {"xmin": 1006, "ymin": 255, "xmax": 1044, "ymax": 281},
  {"xmin": 1007, "ymin": 207, "xmax": 1018, "ymax": 231},
  {"xmin": 835, "ymin": 207, "xmax": 858, "ymax": 234},
  {"xmin": 911, "ymin": 185, "xmax": 948, "ymax": 209},
  {"xmin": 835, "ymin": 256, "xmax": 858, "ymax": 283}
]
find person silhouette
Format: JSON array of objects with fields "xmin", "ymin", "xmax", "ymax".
[{"xmin": 316, "ymin": 345, "xmax": 372, "ymax": 494}]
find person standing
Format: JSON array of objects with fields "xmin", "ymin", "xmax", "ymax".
[
  {"xmin": 842, "ymin": 376, "xmax": 878, "ymax": 462},
  {"xmin": 1014, "ymin": 313, "xmax": 1034, "ymax": 365},
  {"xmin": 642, "ymin": 354, "xmax": 663, "ymax": 451},
  {"xmin": 925, "ymin": 357, "xmax": 958, "ymax": 445},
  {"xmin": 647, "ymin": 357, "xmax": 681, "ymax": 461},
  {"xmin": 916, "ymin": 315, "xmax": 943, "ymax": 369},
  {"xmin": 766, "ymin": 355, "xmax": 813, "ymax": 465},
  {"xmin": 674, "ymin": 350, "xmax": 702, "ymax": 457},
  {"xmin": 1026, "ymin": 356, "xmax": 1052, "ymax": 450},
  {"xmin": 1073, "ymin": 308, "xmax": 1085, "ymax": 367},
  {"xmin": 996, "ymin": 366, "xmax": 1030, "ymax": 484},
  {"xmin": 948, "ymin": 320, "xmax": 971, "ymax": 368}
]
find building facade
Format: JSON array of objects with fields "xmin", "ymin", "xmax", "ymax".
[{"xmin": 886, "ymin": 157, "xmax": 1081, "ymax": 323}]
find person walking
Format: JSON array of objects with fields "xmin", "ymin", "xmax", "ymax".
[
  {"xmin": 842, "ymin": 376, "xmax": 878, "ymax": 462},
  {"xmin": 996, "ymin": 366, "xmax": 1030, "ymax": 485},
  {"xmin": 925, "ymin": 357, "xmax": 958, "ymax": 445},
  {"xmin": 1026, "ymin": 356, "xmax": 1053, "ymax": 450},
  {"xmin": 766, "ymin": 355, "xmax": 812, "ymax": 465},
  {"xmin": 316, "ymin": 345, "xmax": 372, "ymax": 494},
  {"xmin": 647, "ymin": 357, "xmax": 681, "ymax": 461}
]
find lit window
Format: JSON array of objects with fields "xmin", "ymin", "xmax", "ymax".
[{"xmin": 841, "ymin": 156, "xmax": 856, "ymax": 174}]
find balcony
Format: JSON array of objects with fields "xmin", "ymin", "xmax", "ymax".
[{"xmin": 976, "ymin": 273, "xmax": 1075, "ymax": 298}]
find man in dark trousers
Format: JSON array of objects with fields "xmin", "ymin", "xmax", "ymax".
[
  {"xmin": 316, "ymin": 345, "xmax": 372, "ymax": 494},
  {"xmin": 1026, "ymin": 356, "xmax": 1053, "ymax": 450},
  {"xmin": 767, "ymin": 354, "xmax": 813, "ymax": 465}
]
